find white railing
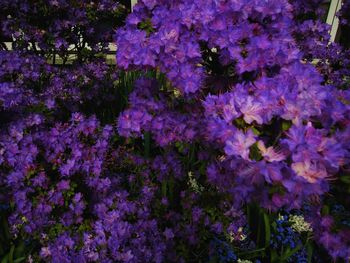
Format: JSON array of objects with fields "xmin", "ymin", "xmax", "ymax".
[
  {"xmin": 131, "ymin": 0, "xmax": 138, "ymax": 11},
  {"xmin": 327, "ymin": 0, "xmax": 343, "ymax": 42}
]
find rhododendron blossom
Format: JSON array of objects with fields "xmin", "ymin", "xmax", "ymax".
[{"xmin": 0, "ymin": 0, "xmax": 350, "ymax": 262}]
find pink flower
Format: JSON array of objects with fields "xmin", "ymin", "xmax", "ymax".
[
  {"xmin": 257, "ymin": 141, "xmax": 287, "ymax": 162},
  {"xmin": 291, "ymin": 160, "xmax": 328, "ymax": 183},
  {"xmin": 40, "ymin": 247, "xmax": 51, "ymax": 258}
]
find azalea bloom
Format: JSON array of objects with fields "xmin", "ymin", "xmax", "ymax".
[
  {"xmin": 238, "ymin": 96, "xmax": 264, "ymax": 125},
  {"xmin": 1, "ymin": 0, "xmax": 350, "ymax": 261},
  {"xmin": 291, "ymin": 160, "xmax": 328, "ymax": 183},
  {"xmin": 224, "ymin": 129, "xmax": 256, "ymax": 160},
  {"xmin": 257, "ymin": 141, "xmax": 287, "ymax": 162}
]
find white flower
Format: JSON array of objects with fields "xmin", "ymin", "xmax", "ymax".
[
  {"xmin": 226, "ymin": 227, "xmax": 246, "ymax": 242},
  {"xmin": 289, "ymin": 215, "xmax": 312, "ymax": 233},
  {"xmin": 237, "ymin": 259, "xmax": 253, "ymax": 263},
  {"xmin": 238, "ymin": 227, "xmax": 247, "ymax": 241},
  {"xmin": 278, "ymin": 214, "xmax": 285, "ymax": 221},
  {"xmin": 188, "ymin": 171, "xmax": 204, "ymax": 193}
]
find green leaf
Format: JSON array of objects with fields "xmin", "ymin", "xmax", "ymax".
[
  {"xmin": 252, "ymin": 127, "xmax": 261, "ymax": 135},
  {"xmin": 270, "ymin": 250, "xmax": 279, "ymax": 263},
  {"xmin": 8, "ymin": 245, "xmax": 14, "ymax": 263},
  {"xmin": 14, "ymin": 242, "xmax": 25, "ymax": 259},
  {"xmin": 321, "ymin": 205, "xmax": 330, "ymax": 216},
  {"xmin": 263, "ymin": 213, "xmax": 271, "ymax": 247},
  {"xmin": 137, "ymin": 18, "xmax": 155, "ymax": 35},
  {"xmin": 282, "ymin": 120, "xmax": 292, "ymax": 131},
  {"xmin": 1, "ymin": 253, "xmax": 9, "ymax": 263},
  {"xmin": 340, "ymin": 175, "xmax": 350, "ymax": 183},
  {"xmin": 281, "ymin": 245, "xmax": 301, "ymax": 261},
  {"xmin": 233, "ymin": 117, "xmax": 246, "ymax": 129},
  {"xmin": 13, "ymin": 258, "xmax": 25, "ymax": 263},
  {"xmin": 249, "ymin": 143, "xmax": 263, "ymax": 161},
  {"xmin": 307, "ymin": 243, "xmax": 313, "ymax": 263},
  {"xmin": 161, "ymin": 181, "xmax": 167, "ymax": 197},
  {"xmin": 1, "ymin": 217, "xmax": 10, "ymax": 242}
]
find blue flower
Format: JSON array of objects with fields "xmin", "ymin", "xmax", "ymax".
[
  {"xmin": 271, "ymin": 215, "xmax": 302, "ymax": 250},
  {"xmin": 210, "ymin": 237, "xmax": 237, "ymax": 262}
]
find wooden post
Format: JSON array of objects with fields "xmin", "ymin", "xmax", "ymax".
[
  {"xmin": 326, "ymin": 0, "xmax": 343, "ymax": 42},
  {"xmin": 131, "ymin": 0, "xmax": 138, "ymax": 11}
]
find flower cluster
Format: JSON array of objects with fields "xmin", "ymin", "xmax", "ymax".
[
  {"xmin": 0, "ymin": 112, "xmax": 248, "ymax": 262},
  {"xmin": 271, "ymin": 215, "xmax": 302, "ymax": 250},
  {"xmin": 0, "ymin": 0, "xmax": 127, "ymax": 53},
  {"xmin": 117, "ymin": 78, "xmax": 201, "ymax": 146},
  {"xmin": 1, "ymin": 0, "xmax": 350, "ymax": 262},
  {"xmin": 1, "ymin": 114, "xmax": 111, "ymax": 234},
  {"xmin": 291, "ymin": 0, "xmax": 350, "ymax": 89},
  {"xmin": 288, "ymin": 214, "xmax": 312, "ymax": 233},
  {"xmin": 0, "ymin": 51, "xmax": 52, "ymax": 114},
  {"xmin": 39, "ymin": 171, "xmax": 167, "ymax": 263},
  {"xmin": 209, "ymin": 237, "xmax": 237, "ymax": 262},
  {"xmin": 304, "ymin": 204, "xmax": 350, "ymax": 259},
  {"xmin": 116, "ymin": 0, "xmax": 350, "ymax": 260}
]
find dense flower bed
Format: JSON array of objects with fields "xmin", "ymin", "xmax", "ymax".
[{"xmin": 0, "ymin": 0, "xmax": 350, "ymax": 262}]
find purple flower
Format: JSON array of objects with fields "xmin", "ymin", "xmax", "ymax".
[
  {"xmin": 163, "ymin": 228, "xmax": 174, "ymax": 240},
  {"xmin": 224, "ymin": 129, "xmax": 256, "ymax": 160}
]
